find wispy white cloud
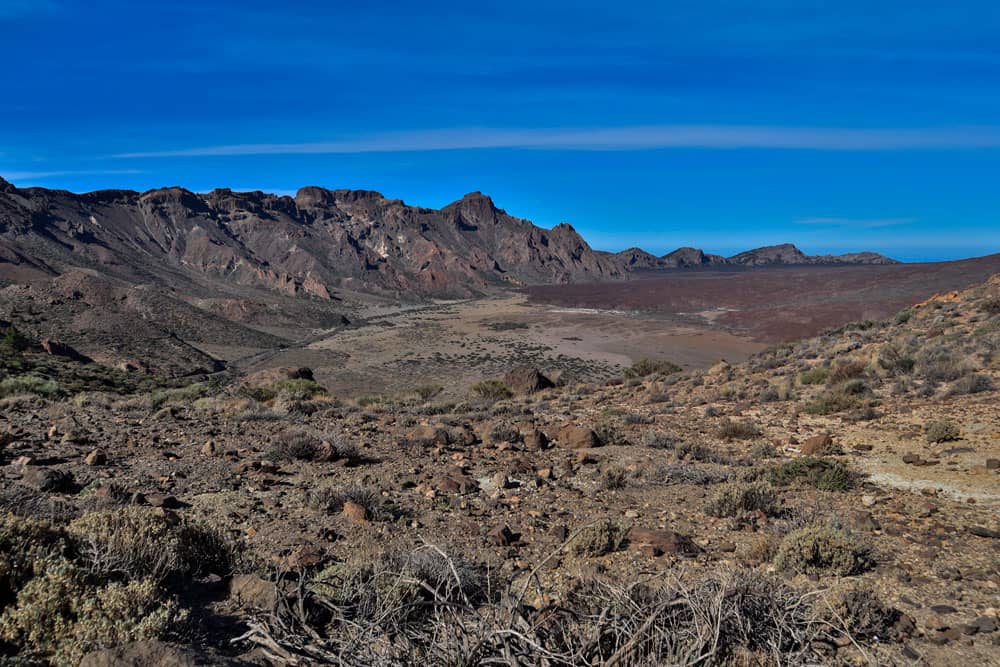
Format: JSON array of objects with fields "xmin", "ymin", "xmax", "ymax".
[
  {"xmin": 111, "ymin": 125, "xmax": 1000, "ymax": 159},
  {"xmin": 2, "ymin": 169, "xmax": 144, "ymax": 180},
  {"xmin": 795, "ymin": 216, "xmax": 915, "ymax": 229}
]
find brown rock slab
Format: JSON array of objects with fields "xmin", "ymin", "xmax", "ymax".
[
  {"xmin": 502, "ymin": 366, "xmax": 554, "ymax": 395},
  {"xmin": 627, "ymin": 528, "xmax": 703, "ymax": 557},
  {"xmin": 801, "ymin": 433, "xmax": 834, "ymax": 456},
  {"xmin": 557, "ymin": 423, "xmax": 600, "ymax": 449},
  {"xmin": 341, "ymin": 500, "xmax": 370, "ymax": 523}
]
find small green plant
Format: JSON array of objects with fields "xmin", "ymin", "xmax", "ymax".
[
  {"xmin": 0, "ymin": 374, "xmax": 60, "ymax": 399},
  {"xmin": 704, "ymin": 481, "xmax": 780, "ymax": 518},
  {"xmin": 623, "ymin": 359, "xmax": 682, "ymax": 379},
  {"xmin": 925, "ymin": 420, "xmax": 960, "ymax": 444},
  {"xmin": 798, "ymin": 367, "xmax": 830, "ymax": 385},
  {"xmin": 412, "ymin": 384, "xmax": 443, "ymax": 401},
  {"xmin": 470, "ymin": 379, "xmax": 513, "ymax": 401},
  {"xmin": 774, "ymin": 525, "xmax": 873, "ymax": 576},
  {"xmin": 715, "ymin": 418, "xmax": 762, "ymax": 440},
  {"xmin": 568, "ymin": 520, "xmax": 629, "ymax": 557},
  {"xmin": 1, "ymin": 326, "xmax": 28, "ymax": 354},
  {"xmin": 309, "ymin": 484, "xmax": 388, "ymax": 520},
  {"xmin": 768, "ymin": 457, "xmax": 855, "ymax": 491}
]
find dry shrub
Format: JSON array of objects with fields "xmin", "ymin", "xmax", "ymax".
[
  {"xmin": 774, "ymin": 525, "xmax": 873, "ymax": 576},
  {"xmin": 309, "ymin": 484, "xmax": 390, "ymax": 520},
  {"xmin": 716, "ymin": 418, "xmax": 762, "ymax": 440},
  {"xmin": 827, "ymin": 360, "xmax": 868, "ymax": 384},
  {"xmin": 243, "ymin": 557, "xmax": 857, "ymax": 666},
  {"xmin": 0, "ymin": 562, "xmax": 183, "ymax": 665},
  {"xmin": 569, "ymin": 519, "xmax": 629, "ymax": 557},
  {"xmin": 267, "ymin": 429, "xmax": 357, "ymax": 463},
  {"xmin": 705, "ymin": 481, "xmax": 780, "ymax": 518},
  {"xmin": 67, "ymin": 507, "xmax": 241, "ymax": 583},
  {"xmin": 925, "ymin": 420, "xmax": 960, "ymax": 444}
]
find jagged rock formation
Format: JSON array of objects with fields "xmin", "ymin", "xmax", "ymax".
[
  {"xmin": 0, "ymin": 179, "xmax": 622, "ymax": 299},
  {"xmin": 0, "ymin": 178, "xmax": 898, "ymax": 301}
]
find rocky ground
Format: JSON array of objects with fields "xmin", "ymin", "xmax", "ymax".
[{"xmin": 1, "ymin": 277, "xmax": 999, "ymax": 665}]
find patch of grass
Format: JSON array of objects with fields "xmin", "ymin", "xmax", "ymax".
[
  {"xmin": 569, "ymin": 520, "xmax": 629, "ymax": 557},
  {"xmin": 704, "ymin": 481, "xmax": 780, "ymax": 518},
  {"xmin": 470, "ymin": 379, "xmax": 513, "ymax": 402},
  {"xmin": 827, "ymin": 360, "xmax": 868, "ymax": 385},
  {"xmin": 600, "ymin": 466, "xmax": 629, "ymax": 490},
  {"xmin": 623, "ymin": 359, "xmax": 681, "ymax": 379},
  {"xmin": 715, "ymin": 418, "xmax": 762, "ymax": 441},
  {"xmin": 773, "ymin": 525, "xmax": 873, "ymax": 576},
  {"xmin": 948, "ymin": 372, "xmax": 993, "ymax": 396},
  {"xmin": 309, "ymin": 484, "xmax": 389, "ymax": 520},
  {"xmin": 640, "ymin": 430, "xmax": 675, "ymax": 449},
  {"xmin": 798, "ymin": 367, "xmax": 830, "ymax": 385},
  {"xmin": 767, "ymin": 457, "xmax": 855, "ymax": 491},
  {"xmin": 266, "ymin": 429, "xmax": 357, "ymax": 463},
  {"xmin": 804, "ymin": 380, "xmax": 872, "ymax": 415},
  {"xmin": 0, "ymin": 374, "xmax": 61, "ymax": 399}
]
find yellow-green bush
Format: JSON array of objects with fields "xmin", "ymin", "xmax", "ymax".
[
  {"xmin": 0, "ymin": 561, "xmax": 182, "ymax": 666},
  {"xmin": 774, "ymin": 525, "xmax": 873, "ymax": 576}
]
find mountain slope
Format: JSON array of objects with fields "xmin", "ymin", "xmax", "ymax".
[{"xmin": 0, "ymin": 180, "xmax": 623, "ymax": 299}]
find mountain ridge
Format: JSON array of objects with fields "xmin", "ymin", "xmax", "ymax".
[{"xmin": 0, "ymin": 178, "xmax": 896, "ymax": 299}]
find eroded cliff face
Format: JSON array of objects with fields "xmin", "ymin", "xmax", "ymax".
[{"xmin": 0, "ymin": 180, "xmax": 623, "ymax": 299}]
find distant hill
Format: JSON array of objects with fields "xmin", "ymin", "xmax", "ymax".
[{"xmin": 613, "ymin": 242, "xmax": 897, "ymax": 271}]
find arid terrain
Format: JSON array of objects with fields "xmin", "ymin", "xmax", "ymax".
[
  {"xmin": 1, "ymin": 182, "xmax": 1000, "ymax": 666},
  {"xmin": 1, "ymin": 262, "xmax": 999, "ymax": 665}
]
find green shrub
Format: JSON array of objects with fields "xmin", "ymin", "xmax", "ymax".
[
  {"xmin": 0, "ymin": 561, "xmax": 182, "ymax": 665},
  {"xmin": 948, "ymin": 373, "xmax": 993, "ymax": 396},
  {"xmin": 470, "ymin": 379, "xmax": 512, "ymax": 402},
  {"xmin": 894, "ymin": 309, "xmax": 914, "ymax": 325},
  {"xmin": 309, "ymin": 484, "xmax": 389, "ymax": 520},
  {"xmin": 569, "ymin": 520, "xmax": 629, "ymax": 557},
  {"xmin": 67, "ymin": 507, "xmax": 239, "ymax": 584},
  {"xmin": 925, "ymin": 420, "xmax": 960, "ymax": 444},
  {"xmin": 149, "ymin": 382, "xmax": 212, "ymax": 409},
  {"xmin": 798, "ymin": 367, "xmax": 830, "ymax": 385},
  {"xmin": 0, "ymin": 375, "xmax": 60, "ymax": 399},
  {"xmin": 623, "ymin": 359, "xmax": 682, "ymax": 379},
  {"xmin": 715, "ymin": 418, "xmax": 762, "ymax": 440},
  {"xmin": 767, "ymin": 457, "xmax": 855, "ymax": 491},
  {"xmin": 774, "ymin": 525, "xmax": 873, "ymax": 576},
  {"xmin": 877, "ymin": 344, "xmax": 915, "ymax": 376},
  {"xmin": 0, "ymin": 513, "xmax": 66, "ymax": 600},
  {"xmin": 704, "ymin": 481, "xmax": 780, "ymax": 518},
  {"xmin": 272, "ymin": 378, "xmax": 327, "ymax": 401},
  {"xmin": 827, "ymin": 360, "xmax": 868, "ymax": 385}
]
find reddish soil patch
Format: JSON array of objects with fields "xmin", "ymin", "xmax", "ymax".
[{"xmin": 525, "ymin": 254, "xmax": 1000, "ymax": 342}]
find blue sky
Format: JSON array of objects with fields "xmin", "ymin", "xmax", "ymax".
[{"xmin": 2, "ymin": 1, "xmax": 999, "ymax": 261}]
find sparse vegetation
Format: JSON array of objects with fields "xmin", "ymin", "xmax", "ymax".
[
  {"xmin": 470, "ymin": 379, "xmax": 513, "ymax": 401},
  {"xmin": 774, "ymin": 525, "xmax": 874, "ymax": 576},
  {"xmin": 925, "ymin": 419, "xmax": 961, "ymax": 443},
  {"xmin": 715, "ymin": 418, "xmax": 762, "ymax": 440},
  {"xmin": 623, "ymin": 358, "xmax": 681, "ymax": 378},
  {"xmin": 704, "ymin": 480, "xmax": 780, "ymax": 518},
  {"xmin": 569, "ymin": 519, "xmax": 629, "ymax": 557},
  {"xmin": 768, "ymin": 457, "xmax": 856, "ymax": 491}
]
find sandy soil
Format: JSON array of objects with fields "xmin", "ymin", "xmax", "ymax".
[{"xmin": 240, "ymin": 294, "xmax": 764, "ymax": 398}]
